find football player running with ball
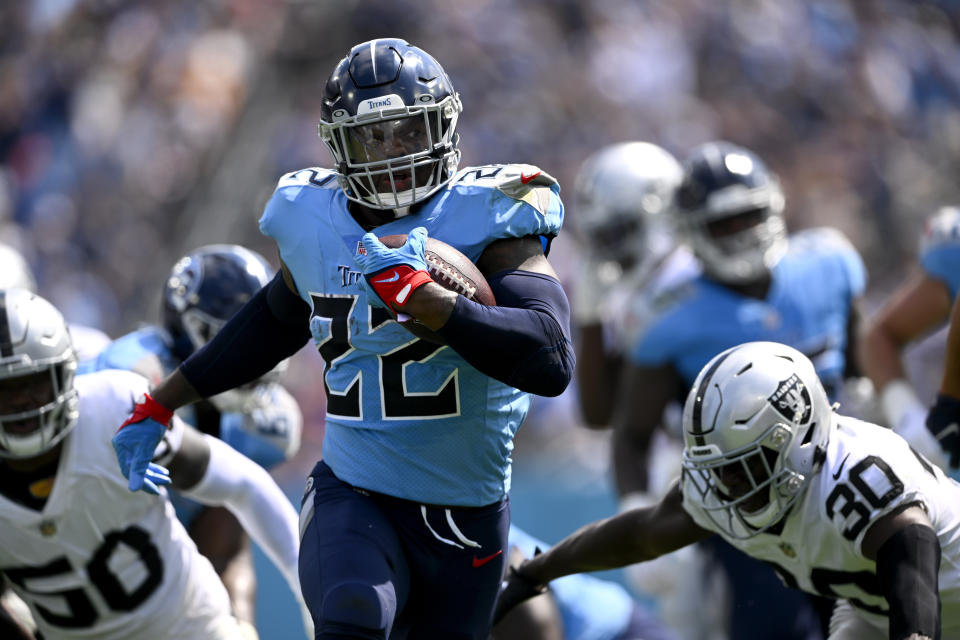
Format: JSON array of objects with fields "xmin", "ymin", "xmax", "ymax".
[
  {"xmin": 0, "ymin": 289, "xmax": 303, "ymax": 640},
  {"xmin": 110, "ymin": 38, "xmax": 574, "ymax": 639},
  {"xmin": 497, "ymin": 341, "xmax": 958, "ymax": 640}
]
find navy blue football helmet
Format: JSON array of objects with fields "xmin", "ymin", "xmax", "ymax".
[
  {"xmin": 674, "ymin": 142, "xmax": 786, "ymax": 284},
  {"xmin": 162, "ymin": 245, "xmax": 273, "ymax": 362},
  {"xmin": 318, "ymin": 38, "xmax": 462, "ymax": 212}
]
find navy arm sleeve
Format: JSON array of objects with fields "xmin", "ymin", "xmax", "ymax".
[
  {"xmin": 180, "ymin": 271, "xmax": 312, "ymax": 398},
  {"xmin": 875, "ymin": 522, "xmax": 941, "ymax": 640},
  {"xmin": 436, "ymin": 270, "xmax": 574, "ymax": 397}
]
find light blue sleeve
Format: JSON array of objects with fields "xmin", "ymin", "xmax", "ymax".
[
  {"xmin": 77, "ymin": 329, "xmax": 171, "ymax": 383},
  {"xmin": 259, "ymin": 168, "xmax": 332, "ymax": 249},
  {"xmin": 485, "ymin": 182, "xmax": 564, "ymax": 242},
  {"xmin": 919, "ymin": 207, "xmax": 960, "ymax": 300},
  {"xmin": 437, "ymin": 165, "xmax": 564, "ymax": 255},
  {"xmin": 922, "ymin": 246, "xmax": 960, "ymax": 300}
]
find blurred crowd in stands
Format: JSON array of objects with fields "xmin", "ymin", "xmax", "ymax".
[{"xmin": 3, "ymin": 0, "xmax": 960, "ymax": 480}]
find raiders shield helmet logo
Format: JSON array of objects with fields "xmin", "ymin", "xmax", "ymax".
[{"xmin": 767, "ymin": 373, "xmax": 812, "ymax": 423}]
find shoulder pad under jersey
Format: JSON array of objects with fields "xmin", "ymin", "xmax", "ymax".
[
  {"xmin": 275, "ymin": 167, "xmax": 340, "ymax": 191},
  {"xmin": 788, "ymin": 227, "xmax": 857, "ymax": 255},
  {"xmin": 788, "ymin": 227, "xmax": 866, "ymax": 297},
  {"xmin": 456, "ymin": 163, "xmax": 559, "ymax": 210},
  {"xmin": 455, "ymin": 163, "xmax": 558, "ymax": 192},
  {"xmin": 449, "ymin": 164, "xmax": 563, "ymax": 241}
]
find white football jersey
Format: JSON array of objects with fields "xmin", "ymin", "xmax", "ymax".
[
  {"xmin": 605, "ymin": 244, "xmax": 701, "ymax": 354},
  {"xmin": 0, "ymin": 370, "xmax": 233, "ymax": 639},
  {"xmin": 684, "ymin": 415, "xmax": 960, "ymax": 634}
]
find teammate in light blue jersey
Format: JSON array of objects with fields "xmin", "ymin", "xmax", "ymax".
[
  {"xmin": 109, "ymin": 38, "xmax": 574, "ymax": 639},
  {"xmin": 493, "ymin": 525, "xmax": 677, "ymax": 640},
  {"xmin": 630, "ymin": 226, "xmax": 864, "ymax": 390},
  {"xmin": 82, "ymin": 244, "xmax": 303, "ymax": 633},
  {"xmin": 615, "ymin": 142, "xmax": 866, "ymax": 640},
  {"xmin": 864, "ymin": 206, "xmax": 960, "ymax": 471}
]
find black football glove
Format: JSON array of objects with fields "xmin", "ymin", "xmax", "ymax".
[
  {"xmin": 927, "ymin": 393, "xmax": 960, "ymax": 468},
  {"xmin": 492, "ymin": 553, "xmax": 548, "ymax": 626}
]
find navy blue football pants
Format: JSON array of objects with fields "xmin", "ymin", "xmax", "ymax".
[{"xmin": 298, "ymin": 461, "xmax": 510, "ymax": 639}]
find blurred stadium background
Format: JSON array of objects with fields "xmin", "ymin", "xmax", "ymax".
[{"xmin": 4, "ymin": 0, "xmax": 960, "ymax": 637}]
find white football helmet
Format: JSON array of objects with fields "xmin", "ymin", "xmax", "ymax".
[
  {"xmin": 681, "ymin": 342, "xmax": 832, "ymax": 539},
  {"xmin": 0, "ymin": 243, "xmax": 37, "ymax": 292},
  {"xmin": 0, "ymin": 289, "xmax": 78, "ymax": 458},
  {"xmin": 572, "ymin": 141, "xmax": 683, "ymax": 267},
  {"xmin": 674, "ymin": 142, "xmax": 787, "ymax": 284}
]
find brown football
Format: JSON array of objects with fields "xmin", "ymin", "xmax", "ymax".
[{"xmin": 378, "ymin": 234, "xmax": 496, "ymax": 344}]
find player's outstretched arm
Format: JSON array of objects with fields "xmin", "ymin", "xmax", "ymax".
[
  {"xmin": 862, "ymin": 505, "xmax": 940, "ymax": 640},
  {"xmin": 495, "ymin": 482, "xmax": 709, "ymax": 625},
  {"xmin": 491, "ymin": 546, "xmax": 563, "ymax": 640},
  {"xmin": 862, "ymin": 272, "xmax": 952, "ymax": 421},
  {"xmin": 610, "ymin": 361, "xmax": 683, "ymax": 497},
  {"xmin": 166, "ymin": 424, "xmax": 303, "ymax": 602},
  {"xmin": 941, "ymin": 294, "xmax": 960, "ymax": 399},
  {"xmin": 575, "ymin": 320, "xmax": 621, "ymax": 429},
  {"xmin": 928, "ymin": 294, "xmax": 960, "ymax": 467},
  {"xmin": 114, "ymin": 268, "xmax": 311, "ymax": 493}
]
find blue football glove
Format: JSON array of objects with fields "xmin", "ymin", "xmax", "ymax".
[
  {"xmin": 928, "ymin": 393, "xmax": 960, "ymax": 468},
  {"xmin": 353, "ymin": 227, "xmax": 433, "ymax": 311},
  {"xmin": 112, "ymin": 394, "xmax": 174, "ymax": 495}
]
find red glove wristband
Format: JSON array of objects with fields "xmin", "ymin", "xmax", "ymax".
[
  {"xmin": 119, "ymin": 393, "xmax": 175, "ymax": 431},
  {"xmin": 367, "ymin": 265, "xmax": 434, "ymax": 311}
]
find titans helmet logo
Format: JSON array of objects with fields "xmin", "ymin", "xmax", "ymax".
[{"xmin": 166, "ymin": 255, "xmax": 203, "ymax": 312}]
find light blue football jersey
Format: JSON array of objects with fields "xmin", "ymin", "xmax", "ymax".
[
  {"xmin": 508, "ymin": 525, "xmax": 635, "ymax": 640},
  {"xmin": 260, "ymin": 164, "xmax": 563, "ymax": 507},
  {"xmin": 630, "ymin": 228, "xmax": 866, "ymax": 396},
  {"xmin": 920, "ymin": 207, "xmax": 960, "ymax": 301}
]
